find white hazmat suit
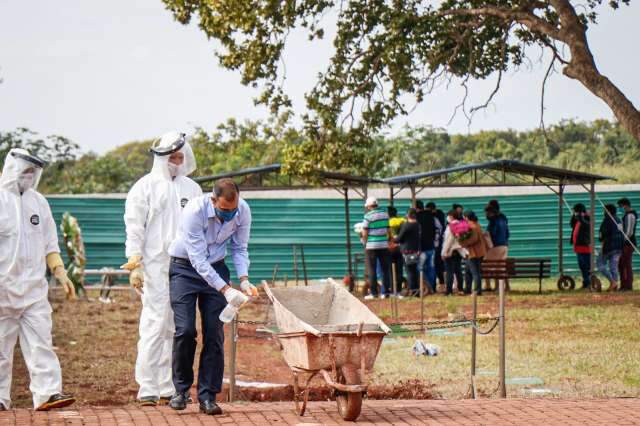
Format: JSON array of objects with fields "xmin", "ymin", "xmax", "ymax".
[
  {"xmin": 122, "ymin": 132, "xmax": 202, "ymax": 402},
  {"xmin": 0, "ymin": 149, "xmax": 74, "ymax": 410}
]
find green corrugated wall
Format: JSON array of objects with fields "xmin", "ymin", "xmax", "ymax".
[{"xmin": 48, "ymin": 190, "xmax": 640, "ymax": 284}]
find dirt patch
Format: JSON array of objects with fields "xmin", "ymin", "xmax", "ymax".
[
  {"xmin": 218, "ymin": 380, "xmax": 434, "ymax": 402},
  {"xmin": 9, "ymin": 286, "xmax": 639, "ymax": 407}
]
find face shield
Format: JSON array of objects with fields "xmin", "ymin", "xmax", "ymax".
[
  {"xmin": 149, "ymin": 131, "xmax": 197, "ymax": 179},
  {"xmin": 0, "ymin": 148, "xmax": 46, "ymax": 193}
]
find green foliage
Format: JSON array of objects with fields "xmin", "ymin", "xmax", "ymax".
[
  {"xmin": 2, "ymin": 118, "xmax": 638, "ymax": 194},
  {"xmin": 376, "ymin": 119, "xmax": 639, "ymax": 179},
  {"xmin": 61, "ymin": 212, "xmax": 86, "ymax": 297},
  {"xmin": 160, "ymin": 0, "xmax": 637, "ymax": 170},
  {"xmin": 189, "ymin": 117, "xmax": 298, "ymax": 185},
  {"xmin": 1, "ymin": 128, "xmax": 80, "ymax": 165}
]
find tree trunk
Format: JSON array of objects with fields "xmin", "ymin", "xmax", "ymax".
[
  {"xmin": 563, "ymin": 60, "xmax": 640, "ymax": 143},
  {"xmin": 552, "ymin": 0, "xmax": 640, "ymax": 142}
]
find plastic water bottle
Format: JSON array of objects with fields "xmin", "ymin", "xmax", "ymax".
[{"xmin": 219, "ymin": 304, "xmax": 238, "ymax": 323}]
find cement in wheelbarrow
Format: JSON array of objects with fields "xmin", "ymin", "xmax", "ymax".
[{"xmin": 264, "ymin": 280, "xmax": 390, "ymax": 421}]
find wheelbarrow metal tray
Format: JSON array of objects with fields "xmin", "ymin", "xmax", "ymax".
[{"xmin": 264, "ymin": 280, "xmax": 390, "ymax": 371}]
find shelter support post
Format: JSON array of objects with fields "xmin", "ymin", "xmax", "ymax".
[
  {"xmin": 410, "ymin": 184, "xmax": 416, "ymax": 208},
  {"xmin": 344, "ymin": 187, "xmax": 354, "ymax": 291},
  {"xmin": 558, "ymin": 183, "xmax": 564, "ymax": 281},
  {"xmin": 589, "ymin": 183, "xmax": 596, "ymax": 279},
  {"xmin": 389, "ymin": 186, "xmax": 394, "ymax": 207}
]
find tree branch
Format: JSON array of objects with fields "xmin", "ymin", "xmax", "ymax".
[{"xmin": 438, "ymin": 6, "xmax": 565, "ymax": 42}]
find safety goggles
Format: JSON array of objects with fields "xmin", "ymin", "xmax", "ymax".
[
  {"xmin": 149, "ymin": 133, "xmax": 186, "ymax": 156},
  {"xmin": 10, "ymin": 151, "xmax": 46, "ymax": 168}
]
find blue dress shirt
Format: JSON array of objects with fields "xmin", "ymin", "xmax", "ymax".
[{"xmin": 168, "ymin": 195, "xmax": 252, "ymax": 290}]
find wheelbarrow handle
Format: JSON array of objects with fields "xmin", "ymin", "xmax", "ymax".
[
  {"xmin": 262, "ymin": 280, "xmax": 276, "ymax": 303},
  {"xmin": 319, "ymin": 369, "xmax": 368, "ymax": 393}
]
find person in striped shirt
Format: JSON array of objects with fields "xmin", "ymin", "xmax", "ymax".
[{"xmin": 362, "ymin": 197, "xmax": 392, "ymax": 299}]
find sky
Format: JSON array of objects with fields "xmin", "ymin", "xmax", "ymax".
[{"xmin": 0, "ymin": 1, "xmax": 639, "ymax": 154}]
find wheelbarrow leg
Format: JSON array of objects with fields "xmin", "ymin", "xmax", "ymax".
[{"xmin": 293, "ymin": 371, "xmax": 315, "ymax": 417}]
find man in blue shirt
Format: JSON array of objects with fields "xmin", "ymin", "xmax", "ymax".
[{"xmin": 167, "ymin": 178, "xmax": 257, "ymax": 415}]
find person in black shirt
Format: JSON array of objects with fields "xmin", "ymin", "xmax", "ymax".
[
  {"xmin": 427, "ymin": 201, "xmax": 445, "ymax": 286},
  {"xmin": 396, "ymin": 208, "xmax": 421, "ymax": 296},
  {"xmin": 617, "ymin": 197, "xmax": 637, "ymax": 291},
  {"xmin": 416, "ymin": 200, "xmax": 437, "ymax": 292},
  {"xmin": 387, "ymin": 206, "xmax": 405, "ymax": 296}
]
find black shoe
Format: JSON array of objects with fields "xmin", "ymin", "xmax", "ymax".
[
  {"xmin": 169, "ymin": 393, "xmax": 189, "ymax": 411},
  {"xmin": 138, "ymin": 396, "xmax": 158, "ymax": 407},
  {"xmin": 161, "ymin": 394, "xmax": 191, "ymax": 406},
  {"xmin": 199, "ymin": 400, "xmax": 222, "ymax": 415},
  {"xmin": 36, "ymin": 393, "xmax": 75, "ymax": 411},
  {"xmin": 0, "ymin": 402, "xmax": 6, "ymax": 411}
]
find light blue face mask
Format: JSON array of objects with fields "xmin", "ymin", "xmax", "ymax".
[{"xmin": 215, "ymin": 207, "xmax": 238, "ymax": 222}]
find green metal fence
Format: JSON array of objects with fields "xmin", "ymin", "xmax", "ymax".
[{"xmin": 48, "ymin": 190, "xmax": 640, "ymax": 284}]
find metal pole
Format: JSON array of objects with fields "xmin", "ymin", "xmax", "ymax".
[
  {"xmin": 558, "ymin": 183, "xmax": 564, "ymax": 281},
  {"xmin": 410, "ymin": 184, "xmax": 417, "ymax": 208},
  {"xmin": 344, "ymin": 187, "xmax": 354, "ymax": 291},
  {"xmin": 470, "ymin": 288, "xmax": 477, "ymax": 399},
  {"xmin": 271, "ymin": 264, "xmax": 279, "ymax": 285},
  {"xmin": 293, "ymin": 245, "xmax": 299, "ymax": 286},
  {"xmin": 229, "ymin": 317, "xmax": 238, "ymax": 402},
  {"xmin": 419, "ymin": 270, "xmax": 425, "ymax": 333},
  {"xmin": 389, "ymin": 186, "xmax": 394, "ymax": 207},
  {"xmin": 301, "ymin": 244, "xmax": 309, "ymax": 286},
  {"xmin": 498, "ymin": 278, "xmax": 507, "ymax": 398},
  {"xmin": 391, "ymin": 262, "xmax": 398, "ymax": 320},
  {"xmin": 589, "ymin": 182, "xmax": 596, "ymax": 283},
  {"xmin": 362, "ymin": 186, "xmax": 368, "ymax": 295}
]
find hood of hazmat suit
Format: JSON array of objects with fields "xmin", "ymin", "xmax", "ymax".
[
  {"xmin": 0, "ymin": 148, "xmax": 46, "ymax": 193},
  {"xmin": 123, "ymin": 131, "xmax": 203, "ymax": 399}
]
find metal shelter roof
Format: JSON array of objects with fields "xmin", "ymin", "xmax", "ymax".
[
  {"xmin": 194, "ymin": 163, "xmax": 383, "ymax": 188},
  {"xmin": 382, "ymin": 159, "xmax": 613, "ymax": 186},
  {"xmin": 194, "ymin": 164, "xmax": 282, "ymax": 184}
]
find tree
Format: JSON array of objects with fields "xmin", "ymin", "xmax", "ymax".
[
  {"xmin": 1, "ymin": 128, "xmax": 80, "ymax": 165},
  {"xmin": 161, "ymin": 0, "xmax": 640, "ymax": 172}
]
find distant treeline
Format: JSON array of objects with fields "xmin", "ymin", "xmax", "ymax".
[{"xmin": 1, "ymin": 118, "xmax": 637, "ymax": 194}]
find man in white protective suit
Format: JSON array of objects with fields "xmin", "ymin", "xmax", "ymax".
[
  {"xmin": 121, "ymin": 132, "xmax": 203, "ymax": 406},
  {"xmin": 0, "ymin": 149, "xmax": 77, "ymax": 411}
]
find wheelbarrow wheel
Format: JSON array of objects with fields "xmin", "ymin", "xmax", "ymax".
[
  {"xmin": 336, "ymin": 365, "xmax": 363, "ymax": 422},
  {"xmin": 557, "ymin": 275, "xmax": 575, "ymax": 291},
  {"xmin": 590, "ymin": 275, "xmax": 602, "ymax": 292}
]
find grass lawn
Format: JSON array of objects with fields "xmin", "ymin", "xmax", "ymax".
[
  {"xmin": 8, "ymin": 278, "xmax": 640, "ymax": 407},
  {"xmin": 371, "ymin": 279, "xmax": 640, "ymax": 399}
]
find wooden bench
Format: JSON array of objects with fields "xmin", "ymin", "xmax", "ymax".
[{"xmin": 481, "ymin": 258, "xmax": 552, "ymax": 293}]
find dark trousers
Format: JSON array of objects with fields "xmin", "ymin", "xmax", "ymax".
[
  {"xmin": 619, "ymin": 245, "xmax": 634, "ymax": 290},
  {"xmin": 389, "ymin": 249, "xmax": 404, "ymax": 293},
  {"xmin": 435, "ymin": 246, "xmax": 445, "ymax": 285},
  {"xmin": 576, "ymin": 253, "xmax": 591, "ymax": 288},
  {"xmin": 445, "ymin": 253, "xmax": 463, "ymax": 295},
  {"xmin": 404, "ymin": 260, "xmax": 419, "ymax": 294},
  {"xmin": 366, "ymin": 248, "xmax": 391, "ymax": 296},
  {"xmin": 464, "ymin": 257, "xmax": 483, "ymax": 295},
  {"xmin": 169, "ymin": 259, "xmax": 229, "ymax": 402}
]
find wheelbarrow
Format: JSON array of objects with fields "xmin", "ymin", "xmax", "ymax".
[{"xmin": 263, "ymin": 279, "xmax": 390, "ymax": 421}]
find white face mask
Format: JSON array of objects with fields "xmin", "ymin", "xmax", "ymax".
[
  {"xmin": 167, "ymin": 162, "xmax": 181, "ymax": 177},
  {"xmin": 17, "ymin": 172, "xmax": 35, "ymax": 193}
]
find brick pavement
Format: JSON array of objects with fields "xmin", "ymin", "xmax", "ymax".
[{"xmin": 1, "ymin": 399, "xmax": 639, "ymax": 425}]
